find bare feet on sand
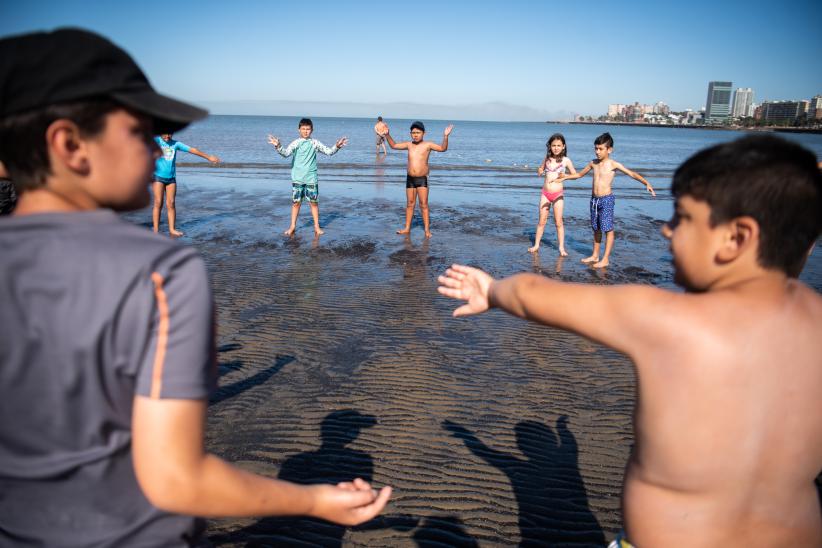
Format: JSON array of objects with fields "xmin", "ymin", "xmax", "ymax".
[
  {"xmin": 284, "ymin": 226, "xmax": 296, "ymax": 236},
  {"xmin": 314, "ymin": 227, "xmax": 325, "ymax": 235},
  {"xmin": 559, "ymin": 248, "xmax": 568, "ymax": 257},
  {"xmin": 581, "ymin": 255, "xmax": 598, "ymax": 264},
  {"xmin": 396, "ymin": 228, "xmax": 410, "ymax": 235},
  {"xmin": 528, "ymin": 245, "xmax": 539, "ymax": 253},
  {"xmin": 425, "ymin": 231, "xmax": 432, "ymax": 239},
  {"xmin": 592, "ymin": 258, "xmax": 609, "ymax": 268},
  {"xmin": 170, "ymin": 229, "xmax": 184, "ymax": 237}
]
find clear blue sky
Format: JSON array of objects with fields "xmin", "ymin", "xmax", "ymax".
[{"xmin": 2, "ymin": 0, "xmax": 820, "ymax": 119}]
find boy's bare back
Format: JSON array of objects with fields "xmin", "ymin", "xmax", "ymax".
[
  {"xmin": 625, "ymin": 279, "xmax": 822, "ymax": 546},
  {"xmin": 439, "ymin": 135, "xmax": 822, "ymax": 546}
]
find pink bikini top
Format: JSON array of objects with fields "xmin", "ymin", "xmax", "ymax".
[{"xmin": 544, "ymin": 158, "xmax": 566, "ymax": 173}]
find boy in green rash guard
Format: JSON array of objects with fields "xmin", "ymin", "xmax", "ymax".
[{"xmin": 268, "ymin": 118, "xmax": 347, "ymax": 236}]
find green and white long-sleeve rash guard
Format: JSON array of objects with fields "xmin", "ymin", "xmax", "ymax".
[{"xmin": 275, "ymin": 138, "xmax": 339, "ymax": 184}]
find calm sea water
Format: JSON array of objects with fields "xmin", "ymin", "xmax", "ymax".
[
  {"xmin": 166, "ymin": 115, "xmax": 822, "ymax": 290},
  {"xmin": 175, "ymin": 115, "xmax": 822, "ymax": 185}
]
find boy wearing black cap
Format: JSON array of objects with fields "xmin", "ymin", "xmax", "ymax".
[
  {"xmin": 379, "ymin": 120, "xmax": 453, "ymax": 238},
  {"xmin": 0, "ymin": 28, "xmax": 390, "ymax": 546}
]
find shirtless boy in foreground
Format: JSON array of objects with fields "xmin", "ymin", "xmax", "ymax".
[
  {"xmin": 438, "ymin": 135, "xmax": 822, "ymax": 547},
  {"xmin": 558, "ymin": 132, "xmax": 655, "ymax": 268},
  {"xmin": 380, "ymin": 120, "xmax": 453, "ymax": 238}
]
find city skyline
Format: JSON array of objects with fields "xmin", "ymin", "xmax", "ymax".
[{"xmin": 2, "ymin": 0, "xmax": 821, "ymax": 121}]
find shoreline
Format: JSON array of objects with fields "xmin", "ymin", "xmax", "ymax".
[{"xmin": 557, "ymin": 121, "xmax": 822, "ymax": 134}]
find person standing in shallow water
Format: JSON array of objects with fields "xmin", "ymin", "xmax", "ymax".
[
  {"xmin": 153, "ymin": 133, "xmax": 220, "ymax": 236},
  {"xmin": 374, "ymin": 116, "xmax": 388, "ymax": 155},
  {"xmin": 268, "ymin": 118, "xmax": 347, "ymax": 236},
  {"xmin": 379, "ymin": 120, "xmax": 453, "ymax": 238}
]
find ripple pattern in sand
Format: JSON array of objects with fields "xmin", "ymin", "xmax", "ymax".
[{"xmin": 128, "ymin": 188, "xmax": 647, "ymax": 546}]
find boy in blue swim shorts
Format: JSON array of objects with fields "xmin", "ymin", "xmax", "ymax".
[
  {"xmin": 268, "ymin": 118, "xmax": 347, "ymax": 236},
  {"xmin": 558, "ymin": 132, "xmax": 655, "ymax": 268}
]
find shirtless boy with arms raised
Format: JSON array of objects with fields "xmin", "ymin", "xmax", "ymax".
[
  {"xmin": 380, "ymin": 120, "xmax": 453, "ymax": 238},
  {"xmin": 559, "ymin": 132, "xmax": 655, "ymax": 268},
  {"xmin": 438, "ymin": 135, "xmax": 822, "ymax": 547}
]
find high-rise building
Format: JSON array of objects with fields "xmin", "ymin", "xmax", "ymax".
[
  {"xmin": 731, "ymin": 88, "xmax": 754, "ymax": 118},
  {"xmin": 760, "ymin": 100, "xmax": 803, "ymax": 123},
  {"xmin": 810, "ymin": 95, "xmax": 822, "ymax": 120},
  {"xmin": 705, "ymin": 81, "xmax": 733, "ymax": 122}
]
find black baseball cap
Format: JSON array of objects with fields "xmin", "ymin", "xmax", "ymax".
[{"xmin": 0, "ymin": 28, "xmax": 207, "ymax": 132}]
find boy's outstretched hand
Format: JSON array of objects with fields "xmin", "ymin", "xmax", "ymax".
[
  {"xmin": 267, "ymin": 134, "xmax": 279, "ymax": 147},
  {"xmin": 437, "ymin": 264, "xmax": 494, "ymax": 317},
  {"xmin": 336, "ymin": 137, "xmax": 349, "ymax": 148},
  {"xmin": 207, "ymin": 155, "xmax": 220, "ymax": 164},
  {"xmin": 308, "ymin": 478, "xmax": 392, "ymax": 526},
  {"xmin": 444, "ymin": 124, "xmax": 454, "ymax": 136},
  {"xmin": 646, "ymin": 184, "xmax": 656, "ymax": 197}
]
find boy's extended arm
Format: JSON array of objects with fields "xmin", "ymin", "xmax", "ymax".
[
  {"xmin": 429, "ymin": 124, "xmax": 453, "ymax": 152},
  {"xmin": 132, "ymin": 396, "xmax": 391, "ymax": 522},
  {"xmin": 187, "ymin": 147, "xmax": 220, "ymax": 164},
  {"xmin": 437, "ymin": 264, "xmax": 678, "ymax": 358},
  {"xmin": 313, "ymin": 137, "xmax": 349, "ymax": 156},
  {"xmin": 558, "ymin": 162, "xmax": 590, "ymax": 181},
  {"xmin": 269, "ymin": 136, "xmax": 300, "ymax": 158},
  {"xmin": 615, "ymin": 162, "xmax": 655, "ymax": 196},
  {"xmin": 384, "ymin": 132, "xmax": 408, "ymax": 150}
]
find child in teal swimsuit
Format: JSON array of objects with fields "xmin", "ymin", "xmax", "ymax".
[{"xmin": 268, "ymin": 118, "xmax": 347, "ymax": 236}]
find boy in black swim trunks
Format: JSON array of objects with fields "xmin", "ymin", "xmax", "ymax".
[{"xmin": 380, "ymin": 120, "xmax": 453, "ymax": 238}]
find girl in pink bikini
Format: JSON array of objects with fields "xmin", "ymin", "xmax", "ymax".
[{"xmin": 528, "ymin": 133, "xmax": 576, "ymax": 255}]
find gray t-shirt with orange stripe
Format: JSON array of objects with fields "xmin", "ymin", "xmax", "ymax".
[{"xmin": 0, "ymin": 210, "xmax": 215, "ymax": 547}]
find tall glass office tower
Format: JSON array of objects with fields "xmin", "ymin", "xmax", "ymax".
[{"xmin": 705, "ymin": 81, "xmax": 733, "ymax": 122}]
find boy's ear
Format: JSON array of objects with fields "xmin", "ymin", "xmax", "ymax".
[
  {"xmin": 46, "ymin": 119, "xmax": 90, "ymax": 176},
  {"xmin": 716, "ymin": 216, "xmax": 759, "ymax": 264}
]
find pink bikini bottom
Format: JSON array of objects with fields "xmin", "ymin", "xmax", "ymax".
[{"xmin": 542, "ymin": 189, "xmax": 564, "ymax": 203}]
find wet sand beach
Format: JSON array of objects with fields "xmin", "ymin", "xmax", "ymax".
[{"xmin": 125, "ymin": 166, "xmax": 822, "ymax": 547}]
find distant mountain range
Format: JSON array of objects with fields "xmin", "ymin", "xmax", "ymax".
[{"xmin": 197, "ymin": 99, "xmax": 575, "ymax": 122}]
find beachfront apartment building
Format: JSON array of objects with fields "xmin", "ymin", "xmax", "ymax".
[
  {"xmin": 760, "ymin": 100, "xmax": 807, "ymax": 123},
  {"xmin": 705, "ymin": 81, "xmax": 733, "ymax": 123},
  {"xmin": 732, "ymin": 88, "xmax": 754, "ymax": 118},
  {"xmin": 810, "ymin": 95, "xmax": 822, "ymax": 119}
]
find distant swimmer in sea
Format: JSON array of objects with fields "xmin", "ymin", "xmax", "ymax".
[
  {"xmin": 529, "ymin": 133, "xmax": 576, "ymax": 255},
  {"xmin": 439, "ymin": 134, "xmax": 822, "ymax": 548},
  {"xmin": 374, "ymin": 116, "xmax": 388, "ymax": 155},
  {"xmin": 378, "ymin": 120, "xmax": 453, "ymax": 238},
  {"xmin": 557, "ymin": 132, "xmax": 655, "ymax": 268},
  {"xmin": 268, "ymin": 118, "xmax": 347, "ymax": 236}
]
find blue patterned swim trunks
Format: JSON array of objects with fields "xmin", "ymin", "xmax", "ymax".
[
  {"xmin": 590, "ymin": 193, "xmax": 615, "ymax": 232},
  {"xmin": 292, "ymin": 182, "xmax": 319, "ymax": 203}
]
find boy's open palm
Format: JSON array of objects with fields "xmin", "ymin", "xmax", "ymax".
[
  {"xmin": 437, "ymin": 264, "xmax": 493, "ymax": 317},
  {"xmin": 336, "ymin": 137, "xmax": 349, "ymax": 148},
  {"xmin": 444, "ymin": 124, "xmax": 454, "ymax": 136},
  {"xmin": 309, "ymin": 479, "xmax": 392, "ymax": 525},
  {"xmin": 267, "ymin": 134, "xmax": 279, "ymax": 147}
]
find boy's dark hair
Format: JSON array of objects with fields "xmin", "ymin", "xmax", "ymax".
[
  {"xmin": 0, "ymin": 99, "xmax": 120, "ymax": 191},
  {"xmin": 594, "ymin": 132, "xmax": 613, "ymax": 148},
  {"xmin": 377, "ymin": 116, "xmax": 383, "ymax": 121},
  {"xmin": 545, "ymin": 133, "xmax": 567, "ymax": 160},
  {"xmin": 672, "ymin": 134, "xmax": 822, "ymax": 277},
  {"xmin": 410, "ymin": 121, "xmax": 425, "ymax": 132},
  {"xmin": 298, "ymin": 118, "xmax": 313, "ymax": 129}
]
